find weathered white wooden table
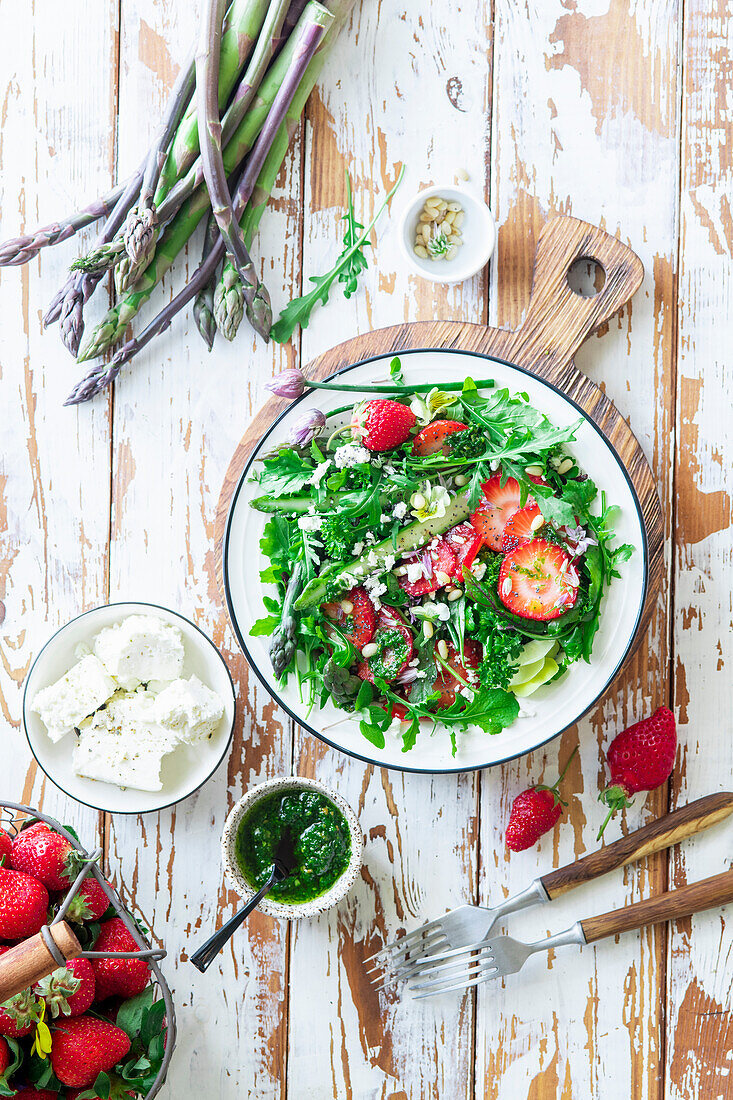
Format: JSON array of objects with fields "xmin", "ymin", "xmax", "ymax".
[{"xmin": 1, "ymin": 1, "xmax": 731, "ymax": 1096}]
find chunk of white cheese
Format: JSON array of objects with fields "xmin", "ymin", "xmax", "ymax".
[
  {"xmin": 31, "ymin": 655, "xmax": 116, "ymax": 743},
  {"xmin": 72, "ymin": 690, "xmax": 177, "ymax": 791},
  {"xmin": 152, "ymin": 675, "xmax": 225, "ymax": 744},
  {"xmin": 94, "ymin": 615, "xmax": 185, "ymax": 690}
]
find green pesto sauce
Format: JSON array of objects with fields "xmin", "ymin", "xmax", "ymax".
[{"xmin": 235, "ymin": 788, "xmax": 351, "ymax": 904}]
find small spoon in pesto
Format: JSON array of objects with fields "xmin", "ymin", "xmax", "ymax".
[{"xmin": 190, "ymin": 832, "xmax": 296, "ymax": 973}]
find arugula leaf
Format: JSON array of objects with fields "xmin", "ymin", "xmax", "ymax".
[
  {"xmin": 271, "ymin": 166, "xmax": 405, "ymax": 343},
  {"xmin": 257, "ymin": 449, "xmax": 315, "ymax": 496},
  {"xmin": 338, "ymin": 169, "xmax": 369, "ymax": 298}
]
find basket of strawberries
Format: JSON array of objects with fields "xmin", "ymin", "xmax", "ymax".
[{"xmin": 0, "ymin": 802, "xmax": 175, "ymax": 1099}]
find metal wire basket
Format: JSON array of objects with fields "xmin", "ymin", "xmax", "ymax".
[{"xmin": 1, "ymin": 800, "xmax": 176, "ymax": 1098}]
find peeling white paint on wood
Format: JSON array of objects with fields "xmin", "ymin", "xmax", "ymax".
[{"xmin": 0, "ymin": 0, "xmax": 731, "ymax": 1096}]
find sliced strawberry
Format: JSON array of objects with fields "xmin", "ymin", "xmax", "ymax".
[
  {"xmin": 413, "ymin": 639, "xmax": 483, "ymax": 709},
  {"xmin": 321, "ymin": 586, "xmax": 376, "ymax": 648},
  {"xmin": 357, "ymin": 619, "xmax": 414, "ymax": 683},
  {"xmin": 444, "ymin": 523, "xmax": 483, "ymax": 577},
  {"xmin": 501, "ymin": 503, "xmax": 544, "ymax": 552},
  {"xmin": 397, "ymin": 539, "xmax": 458, "ymax": 597},
  {"xmin": 498, "ymin": 539, "xmax": 579, "ymax": 621},
  {"xmin": 469, "ymin": 475, "xmax": 527, "ymax": 551},
  {"xmin": 411, "ymin": 419, "xmax": 468, "ymax": 457}
]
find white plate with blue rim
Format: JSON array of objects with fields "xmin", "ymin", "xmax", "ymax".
[{"xmin": 221, "ymin": 347, "xmax": 649, "ymax": 774}]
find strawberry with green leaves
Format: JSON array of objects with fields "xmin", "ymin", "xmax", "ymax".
[
  {"xmin": 92, "ymin": 919, "xmax": 150, "ymax": 1001},
  {"xmin": 0, "ymin": 989, "xmax": 44, "ymax": 1039},
  {"xmin": 10, "ymin": 823, "xmax": 84, "ymax": 893},
  {"xmin": 598, "ymin": 706, "xmax": 677, "ymax": 838},
  {"xmin": 351, "ymin": 398, "xmax": 416, "ymax": 452},
  {"xmin": 36, "ymin": 959, "xmax": 95, "ymax": 1019},
  {"xmin": 506, "ymin": 750, "xmax": 577, "ymax": 852},
  {"xmin": 0, "ymin": 866, "xmax": 49, "ymax": 939},
  {"xmin": 50, "ymin": 1015, "xmax": 131, "ymax": 1089},
  {"xmin": 65, "ymin": 876, "xmax": 111, "ymax": 923}
]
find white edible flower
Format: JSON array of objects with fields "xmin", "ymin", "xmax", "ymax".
[
  {"xmin": 412, "ymin": 601, "xmax": 438, "ymax": 620},
  {"xmin": 565, "ymin": 525, "xmax": 598, "ymax": 558},
  {"xmin": 410, "ymin": 388, "xmax": 455, "ymax": 426},
  {"xmin": 298, "ymin": 513, "xmax": 323, "ymax": 532},
  {"xmin": 434, "ymin": 602, "xmax": 451, "ymax": 622},
  {"xmin": 334, "ymin": 444, "xmax": 370, "ymax": 469},
  {"xmin": 309, "ymin": 459, "xmax": 332, "ymax": 487},
  {"xmin": 411, "ymin": 481, "xmax": 451, "ymax": 522},
  {"xmin": 392, "ymin": 501, "xmax": 408, "ymax": 520}
]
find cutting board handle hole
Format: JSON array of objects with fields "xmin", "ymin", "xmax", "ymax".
[{"xmin": 567, "ymin": 257, "xmax": 606, "ymax": 298}]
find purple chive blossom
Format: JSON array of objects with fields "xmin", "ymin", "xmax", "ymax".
[
  {"xmin": 564, "ymin": 525, "xmax": 598, "ymax": 557},
  {"xmin": 266, "ymin": 367, "xmax": 307, "ymax": 399},
  {"xmin": 395, "ymin": 666, "xmax": 419, "ymax": 686},
  {"xmin": 287, "ymin": 408, "xmax": 326, "ymax": 446}
]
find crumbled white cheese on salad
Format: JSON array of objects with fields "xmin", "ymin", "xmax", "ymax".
[
  {"xmin": 392, "ymin": 501, "xmax": 408, "ymax": 520},
  {"xmin": 406, "ymin": 561, "xmax": 425, "ymax": 583},
  {"xmin": 298, "ymin": 513, "xmax": 323, "ymax": 532},
  {"xmin": 334, "ymin": 444, "xmax": 370, "ymax": 468},
  {"xmin": 309, "ymin": 460, "xmax": 332, "ymax": 487}
]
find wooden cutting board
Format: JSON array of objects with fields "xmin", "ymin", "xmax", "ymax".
[{"xmin": 216, "ymin": 215, "xmax": 664, "ymax": 651}]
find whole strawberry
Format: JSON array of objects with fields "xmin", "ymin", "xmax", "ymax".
[
  {"xmin": 50, "ymin": 1015, "xmax": 131, "ymax": 1088},
  {"xmin": 0, "ymin": 866, "xmax": 49, "ymax": 939},
  {"xmin": 92, "ymin": 918, "xmax": 150, "ymax": 1001},
  {"xmin": 36, "ymin": 958, "xmax": 95, "ymax": 1018},
  {"xmin": 506, "ymin": 749, "xmax": 577, "ymax": 852},
  {"xmin": 598, "ymin": 706, "xmax": 677, "ymax": 839},
  {"xmin": 65, "ymin": 876, "xmax": 111, "ymax": 923},
  {"xmin": 0, "ymin": 1035, "xmax": 10, "ymax": 1075},
  {"xmin": 0, "ymin": 989, "xmax": 44, "ymax": 1038},
  {"xmin": 351, "ymin": 399, "xmax": 416, "ymax": 452},
  {"xmin": 10, "ymin": 823, "xmax": 82, "ymax": 892},
  {"xmin": 0, "ymin": 829, "xmax": 12, "ymax": 864}
]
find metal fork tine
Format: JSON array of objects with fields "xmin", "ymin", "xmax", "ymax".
[
  {"xmin": 398, "ymin": 937, "xmax": 486, "ymax": 974},
  {"xmin": 409, "ymin": 950, "xmax": 497, "ymax": 989},
  {"xmin": 389, "ymin": 935, "xmax": 450, "ymax": 979},
  {"xmin": 363, "ymin": 918, "xmax": 446, "ymax": 965},
  {"xmin": 409, "ymin": 953, "xmax": 499, "ymax": 993},
  {"xmin": 412, "ymin": 964, "xmax": 501, "ymax": 999}
]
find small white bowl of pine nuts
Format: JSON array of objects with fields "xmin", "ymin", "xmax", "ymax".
[{"xmin": 398, "ymin": 183, "xmax": 496, "ymax": 284}]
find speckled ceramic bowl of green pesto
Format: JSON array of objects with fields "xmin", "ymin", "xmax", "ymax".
[{"xmin": 221, "ymin": 776, "xmax": 364, "ymax": 919}]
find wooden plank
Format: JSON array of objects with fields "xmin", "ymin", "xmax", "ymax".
[
  {"xmin": 665, "ymin": 2, "xmax": 733, "ymax": 1097},
  {"xmin": 103, "ymin": 0, "xmax": 303, "ymax": 1093},
  {"xmin": 285, "ymin": 3, "xmax": 493, "ymax": 1096},
  {"xmin": 476, "ymin": 2, "xmax": 680, "ymax": 1097},
  {"xmin": 0, "ymin": 1, "xmax": 117, "ymax": 839}
]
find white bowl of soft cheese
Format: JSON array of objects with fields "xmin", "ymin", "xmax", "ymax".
[{"xmin": 23, "ymin": 603, "xmax": 236, "ymax": 814}]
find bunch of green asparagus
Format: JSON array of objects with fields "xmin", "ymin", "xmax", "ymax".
[{"xmin": 0, "ymin": 0, "xmax": 354, "ymax": 404}]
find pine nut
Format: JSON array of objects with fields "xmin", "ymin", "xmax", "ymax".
[
  {"xmin": 457, "ymin": 167, "xmax": 470, "ymax": 181},
  {"xmin": 393, "ymin": 565, "xmax": 409, "ymax": 576},
  {"xmin": 419, "ymin": 212, "xmax": 433, "ymax": 223},
  {"xmin": 340, "ymin": 599, "xmax": 354, "ymax": 614},
  {"xmin": 437, "ymin": 639, "xmax": 449, "ymax": 659},
  {"xmin": 437, "ymin": 199, "xmax": 448, "ymax": 211},
  {"xmin": 448, "ymin": 234, "xmax": 461, "ymax": 245},
  {"xmin": 435, "ymin": 570, "xmax": 451, "ymax": 586},
  {"xmin": 421, "ymin": 224, "xmax": 431, "ymax": 243},
  {"xmin": 414, "ymin": 245, "xmax": 429, "ymax": 259},
  {"xmin": 530, "ymin": 514, "xmax": 545, "ymax": 532},
  {"xmin": 443, "ymin": 211, "xmax": 455, "ymax": 227},
  {"xmin": 558, "ymin": 457, "xmax": 574, "ymax": 475},
  {"xmin": 411, "ymin": 492, "xmax": 426, "ymax": 509},
  {"xmin": 453, "ymin": 211, "xmax": 465, "ymax": 228},
  {"xmin": 525, "ymin": 464, "xmax": 544, "ymax": 476},
  {"xmin": 423, "ymin": 621, "xmax": 434, "ymax": 639},
  {"xmin": 361, "ymin": 642, "xmax": 378, "ymax": 658},
  {"xmin": 454, "ymin": 473, "xmax": 468, "ymax": 486},
  {"xmin": 447, "ymin": 202, "xmax": 462, "ymax": 212},
  {"xmin": 425, "ymin": 197, "xmax": 441, "ymax": 209},
  {"xmin": 445, "ymin": 245, "xmax": 458, "ymax": 260},
  {"xmin": 447, "ymin": 588, "xmax": 463, "ymax": 601}
]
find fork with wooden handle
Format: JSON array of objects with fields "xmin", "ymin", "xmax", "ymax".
[
  {"xmin": 409, "ymin": 868, "xmax": 733, "ymax": 998},
  {"xmin": 367, "ymin": 792, "xmax": 733, "ymax": 986}
]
